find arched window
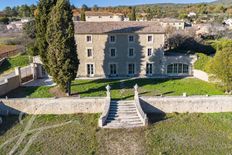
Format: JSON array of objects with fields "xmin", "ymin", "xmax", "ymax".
[{"xmin": 167, "ymin": 63, "xmax": 189, "ymax": 74}]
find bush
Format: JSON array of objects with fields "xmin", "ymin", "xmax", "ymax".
[
  {"xmin": 208, "ymin": 47, "xmax": 232, "ymax": 92},
  {"xmin": 0, "ymin": 17, "xmax": 9, "ymax": 24},
  {"xmin": 26, "ymin": 42, "xmax": 38, "ymax": 56},
  {"xmin": 3, "ymin": 37, "xmax": 24, "ymax": 45},
  {"xmin": 194, "ymin": 53, "xmax": 212, "ymax": 72}
]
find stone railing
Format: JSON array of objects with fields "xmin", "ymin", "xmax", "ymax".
[
  {"xmin": 98, "ymin": 85, "xmax": 111, "ymax": 127},
  {"xmin": 134, "ymin": 84, "xmax": 148, "ymax": 126}
]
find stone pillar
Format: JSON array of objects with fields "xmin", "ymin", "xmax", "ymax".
[
  {"xmin": 106, "ymin": 85, "xmax": 111, "ymax": 98},
  {"xmin": 183, "ymin": 92, "xmax": 187, "ymax": 97},
  {"xmin": 134, "ymin": 84, "xmax": 139, "ymax": 97},
  {"xmin": 15, "ymin": 67, "xmax": 21, "ymax": 86},
  {"xmin": 30, "ymin": 63, "xmax": 37, "ymax": 80}
]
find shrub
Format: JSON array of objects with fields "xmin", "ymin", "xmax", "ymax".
[
  {"xmin": 0, "ymin": 17, "xmax": 9, "ymax": 24},
  {"xmin": 208, "ymin": 47, "xmax": 232, "ymax": 92},
  {"xmin": 26, "ymin": 42, "xmax": 38, "ymax": 56},
  {"xmin": 3, "ymin": 37, "xmax": 24, "ymax": 45},
  {"xmin": 194, "ymin": 53, "xmax": 212, "ymax": 72}
]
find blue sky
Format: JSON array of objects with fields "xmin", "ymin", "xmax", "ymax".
[{"xmin": 0, "ymin": 0, "xmax": 215, "ymax": 10}]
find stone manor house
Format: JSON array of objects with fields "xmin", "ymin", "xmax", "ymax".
[{"xmin": 34, "ymin": 21, "xmax": 196, "ymax": 79}]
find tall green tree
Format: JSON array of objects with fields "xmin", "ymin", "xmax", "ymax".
[
  {"xmin": 30, "ymin": 4, "xmax": 37, "ymax": 17},
  {"xmin": 130, "ymin": 7, "xmax": 136, "ymax": 21},
  {"xmin": 18, "ymin": 5, "xmax": 31, "ymax": 17},
  {"xmin": 80, "ymin": 11, "xmax": 86, "ymax": 21},
  {"xmin": 46, "ymin": 0, "xmax": 79, "ymax": 95},
  {"xmin": 35, "ymin": 0, "xmax": 57, "ymax": 74},
  {"xmin": 208, "ymin": 46, "xmax": 232, "ymax": 92}
]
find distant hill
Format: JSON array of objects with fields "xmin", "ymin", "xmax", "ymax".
[{"xmin": 212, "ymin": 0, "xmax": 232, "ymax": 5}]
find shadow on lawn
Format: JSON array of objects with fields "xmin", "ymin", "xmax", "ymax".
[
  {"xmin": 71, "ymin": 78, "xmax": 180, "ymax": 98},
  {"xmin": 0, "ymin": 59, "xmax": 11, "ymax": 74},
  {"xmin": 0, "ymin": 102, "xmax": 26, "ymax": 136},
  {"xmin": 0, "ymin": 87, "xmax": 40, "ymax": 98},
  {"xmin": 139, "ymin": 98, "xmax": 167, "ymax": 124},
  {"xmin": 0, "ymin": 115, "xmax": 24, "ymax": 136}
]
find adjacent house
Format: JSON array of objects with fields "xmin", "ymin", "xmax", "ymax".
[
  {"xmin": 0, "ymin": 12, "xmax": 6, "ymax": 17},
  {"xmin": 34, "ymin": 21, "xmax": 196, "ymax": 79},
  {"xmin": 154, "ymin": 18, "xmax": 186, "ymax": 30},
  {"xmin": 224, "ymin": 18, "xmax": 232, "ymax": 29},
  {"xmin": 6, "ymin": 18, "xmax": 33, "ymax": 30},
  {"xmin": 73, "ymin": 11, "xmax": 124, "ymax": 22},
  {"xmin": 188, "ymin": 12, "xmax": 197, "ymax": 17}
]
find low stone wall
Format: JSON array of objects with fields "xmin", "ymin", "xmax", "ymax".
[
  {"xmin": 0, "ymin": 97, "xmax": 106, "ymax": 115},
  {"xmin": 193, "ymin": 69, "xmax": 209, "ymax": 82},
  {"xmin": 0, "ymin": 75, "xmax": 20, "ymax": 96},
  {"xmin": 140, "ymin": 96, "xmax": 232, "ymax": 113},
  {"xmin": 0, "ymin": 58, "xmax": 6, "ymax": 66},
  {"xmin": 1, "ymin": 96, "xmax": 232, "ymax": 115}
]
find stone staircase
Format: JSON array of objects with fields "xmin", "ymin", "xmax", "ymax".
[{"xmin": 104, "ymin": 100, "xmax": 144, "ymax": 128}]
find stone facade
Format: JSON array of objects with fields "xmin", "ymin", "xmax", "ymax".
[
  {"xmin": 75, "ymin": 22, "xmax": 196, "ymax": 78},
  {"xmin": 34, "ymin": 21, "xmax": 197, "ymax": 79}
]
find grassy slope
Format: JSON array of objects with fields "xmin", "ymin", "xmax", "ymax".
[
  {"xmin": 3, "ymin": 78, "xmax": 224, "ymax": 99},
  {"xmin": 1, "ymin": 113, "xmax": 232, "ymax": 154},
  {"xmin": 0, "ymin": 54, "xmax": 30, "ymax": 75},
  {"xmin": 146, "ymin": 113, "xmax": 232, "ymax": 154},
  {"xmin": 0, "ymin": 114, "xmax": 99, "ymax": 155}
]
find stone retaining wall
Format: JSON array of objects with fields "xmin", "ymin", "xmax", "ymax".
[
  {"xmin": 1, "ymin": 96, "xmax": 232, "ymax": 115},
  {"xmin": 140, "ymin": 96, "xmax": 232, "ymax": 113},
  {"xmin": 0, "ymin": 97, "xmax": 106, "ymax": 115}
]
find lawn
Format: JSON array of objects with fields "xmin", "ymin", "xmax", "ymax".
[
  {"xmin": 0, "ymin": 54, "xmax": 31, "ymax": 75},
  {"xmin": 3, "ymin": 78, "xmax": 224, "ymax": 99},
  {"xmin": 71, "ymin": 78, "xmax": 224, "ymax": 99},
  {"xmin": 1, "ymin": 113, "xmax": 232, "ymax": 154}
]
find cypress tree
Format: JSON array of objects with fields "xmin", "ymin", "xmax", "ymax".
[
  {"xmin": 130, "ymin": 7, "xmax": 136, "ymax": 21},
  {"xmin": 46, "ymin": 0, "xmax": 79, "ymax": 95},
  {"xmin": 35, "ymin": 0, "xmax": 57, "ymax": 74},
  {"xmin": 80, "ymin": 11, "xmax": 86, "ymax": 21}
]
